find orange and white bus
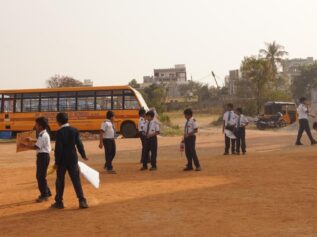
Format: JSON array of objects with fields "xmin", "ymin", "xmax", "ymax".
[{"xmin": 0, "ymin": 85, "xmax": 148, "ymax": 138}]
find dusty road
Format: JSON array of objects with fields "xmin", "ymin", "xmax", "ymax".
[{"xmin": 0, "ymin": 128, "xmax": 316, "ymax": 237}]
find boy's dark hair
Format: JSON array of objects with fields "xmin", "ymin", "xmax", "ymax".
[
  {"xmin": 236, "ymin": 108, "xmax": 243, "ymax": 114},
  {"xmin": 139, "ymin": 108, "xmax": 146, "ymax": 116},
  {"xmin": 106, "ymin": 111, "xmax": 114, "ymax": 119},
  {"xmin": 56, "ymin": 112, "xmax": 69, "ymax": 125},
  {"xmin": 313, "ymin": 122, "xmax": 317, "ymax": 130},
  {"xmin": 299, "ymin": 97, "xmax": 307, "ymax": 103},
  {"xmin": 184, "ymin": 108, "xmax": 193, "ymax": 116},
  {"xmin": 227, "ymin": 103, "xmax": 234, "ymax": 109},
  {"xmin": 36, "ymin": 117, "xmax": 49, "ymax": 130},
  {"xmin": 146, "ymin": 110, "xmax": 155, "ymax": 118}
]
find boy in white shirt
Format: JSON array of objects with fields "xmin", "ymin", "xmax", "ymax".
[
  {"xmin": 223, "ymin": 103, "xmax": 237, "ymax": 155},
  {"xmin": 295, "ymin": 97, "xmax": 316, "ymax": 145},
  {"xmin": 99, "ymin": 111, "xmax": 117, "ymax": 174},
  {"xmin": 22, "ymin": 117, "xmax": 52, "ymax": 202},
  {"xmin": 181, "ymin": 108, "xmax": 201, "ymax": 171},
  {"xmin": 138, "ymin": 108, "xmax": 148, "ymax": 164},
  {"xmin": 235, "ymin": 108, "xmax": 249, "ymax": 155},
  {"xmin": 140, "ymin": 110, "xmax": 160, "ymax": 171}
]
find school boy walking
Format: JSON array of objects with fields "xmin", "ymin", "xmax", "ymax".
[
  {"xmin": 51, "ymin": 112, "xmax": 88, "ymax": 209},
  {"xmin": 182, "ymin": 108, "xmax": 201, "ymax": 171},
  {"xmin": 235, "ymin": 108, "xmax": 249, "ymax": 155},
  {"xmin": 295, "ymin": 97, "xmax": 317, "ymax": 145},
  {"xmin": 99, "ymin": 111, "xmax": 117, "ymax": 174},
  {"xmin": 140, "ymin": 110, "xmax": 160, "ymax": 171},
  {"xmin": 223, "ymin": 103, "xmax": 237, "ymax": 155}
]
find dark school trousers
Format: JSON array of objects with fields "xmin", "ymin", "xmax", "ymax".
[
  {"xmin": 225, "ymin": 135, "xmax": 236, "ymax": 153},
  {"xmin": 236, "ymin": 127, "xmax": 246, "ymax": 153},
  {"xmin": 143, "ymin": 136, "xmax": 157, "ymax": 168},
  {"xmin": 36, "ymin": 153, "xmax": 51, "ymax": 197},
  {"xmin": 140, "ymin": 134, "xmax": 148, "ymax": 163},
  {"xmin": 184, "ymin": 135, "xmax": 201, "ymax": 169},
  {"xmin": 103, "ymin": 138, "xmax": 116, "ymax": 170},
  {"xmin": 296, "ymin": 119, "xmax": 315, "ymax": 144},
  {"xmin": 55, "ymin": 163, "xmax": 86, "ymax": 203}
]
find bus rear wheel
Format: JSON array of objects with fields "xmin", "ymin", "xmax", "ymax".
[{"xmin": 121, "ymin": 122, "xmax": 137, "ymax": 138}]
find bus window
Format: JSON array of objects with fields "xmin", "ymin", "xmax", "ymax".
[
  {"xmin": 41, "ymin": 92, "xmax": 58, "ymax": 112},
  {"xmin": 22, "ymin": 93, "xmax": 40, "ymax": 112},
  {"xmin": 3, "ymin": 94, "xmax": 14, "ymax": 112},
  {"xmin": 15, "ymin": 94, "xmax": 22, "ymax": 112},
  {"xmin": 113, "ymin": 96, "xmax": 123, "ymax": 110},
  {"xmin": 59, "ymin": 92, "xmax": 76, "ymax": 111},
  {"xmin": 96, "ymin": 91, "xmax": 111, "ymax": 110},
  {"xmin": 124, "ymin": 95, "xmax": 139, "ymax": 109},
  {"xmin": 77, "ymin": 91, "xmax": 95, "ymax": 111}
]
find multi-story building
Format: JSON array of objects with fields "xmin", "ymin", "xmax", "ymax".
[
  {"xmin": 143, "ymin": 64, "xmax": 187, "ymax": 84},
  {"xmin": 282, "ymin": 57, "xmax": 315, "ymax": 82},
  {"xmin": 225, "ymin": 69, "xmax": 240, "ymax": 96}
]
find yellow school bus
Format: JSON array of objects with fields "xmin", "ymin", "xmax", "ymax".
[{"xmin": 0, "ymin": 86, "xmax": 148, "ymax": 138}]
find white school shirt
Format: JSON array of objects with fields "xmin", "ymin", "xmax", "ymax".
[
  {"xmin": 143, "ymin": 120, "xmax": 160, "ymax": 136},
  {"xmin": 35, "ymin": 130, "xmax": 51, "ymax": 154},
  {"xmin": 138, "ymin": 117, "xmax": 146, "ymax": 132},
  {"xmin": 100, "ymin": 119, "xmax": 115, "ymax": 139},
  {"xmin": 297, "ymin": 103, "xmax": 308, "ymax": 120},
  {"xmin": 184, "ymin": 117, "xmax": 198, "ymax": 135},
  {"xmin": 223, "ymin": 110, "xmax": 237, "ymax": 126},
  {"xmin": 236, "ymin": 114, "xmax": 249, "ymax": 128}
]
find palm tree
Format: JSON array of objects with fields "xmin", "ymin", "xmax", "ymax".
[{"xmin": 259, "ymin": 41, "xmax": 288, "ymax": 80}]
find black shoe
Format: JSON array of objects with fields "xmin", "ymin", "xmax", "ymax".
[
  {"xmin": 36, "ymin": 195, "xmax": 49, "ymax": 203},
  {"xmin": 183, "ymin": 167, "xmax": 193, "ymax": 171},
  {"xmin": 51, "ymin": 202, "xmax": 64, "ymax": 209},
  {"xmin": 311, "ymin": 141, "xmax": 317, "ymax": 145},
  {"xmin": 140, "ymin": 167, "xmax": 148, "ymax": 171},
  {"xmin": 295, "ymin": 142, "xmax": 303, "ymax": 145},
  {"xmin": 195, "ymin": 167, "xmax": 202, "ymax": 171},
  {"xmin": 242, "ymin": 152, "xmax": 246, "ymax": 155},
  {"xmin": 149, "ymin": 167, "xmax": 157, "ymax": 171},
  {"xmin": 223, "ymin": 152, "xmax": 229, "ymax": 156},
  {"xmin": 79, "ymin": 199, "xmax": 88, "ymax": 209}
]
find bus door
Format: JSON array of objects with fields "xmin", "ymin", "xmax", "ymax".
[{"xmin": 2, "ymin": 94, "xmax": 14, "ymax": 130}]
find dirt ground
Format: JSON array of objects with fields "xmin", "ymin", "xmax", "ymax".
[{"xmin": 0, "ymin": 127, "xmax": 316, "ymax": 237}]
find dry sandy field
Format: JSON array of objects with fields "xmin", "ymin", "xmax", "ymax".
[{"xmin": 0, "ymin": 127, "xmax": 316, "ymax": 237}]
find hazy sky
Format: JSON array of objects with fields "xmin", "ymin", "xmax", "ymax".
[{"xmin": 0, "ymin": 0, "xmax": 316, "ymax": 89}]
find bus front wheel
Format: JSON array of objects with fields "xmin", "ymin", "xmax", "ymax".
[{"xmin": 121, "ymin": 122, "xmax": 137, "ymax": 138}]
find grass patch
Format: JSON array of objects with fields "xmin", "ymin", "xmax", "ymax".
[{"xmin": 0, "ymin": 139, "xmax": 16, "ymax": 143}]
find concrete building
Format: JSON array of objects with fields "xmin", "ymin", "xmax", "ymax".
[
  {"xmin": 225, "ymin": 69, "xmax": 241, "ymax": 96},
  {"xmin": 143, "ymin": 64, "xmax": 187, "ymax": 84},
  {"xmin": 83, "ymin": 79, "xmax": 93, "ymax": 87},
  {"xmin": 282, "ymin": 57, "xmax": 315, "ymax": 82}
]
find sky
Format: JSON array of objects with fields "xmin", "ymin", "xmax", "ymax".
[{"xmin": 0, "ymin": 0, "xmax": 317, "ymax": 89}]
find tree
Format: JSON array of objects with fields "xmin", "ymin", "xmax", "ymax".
[
  {"xmin": 140, "ymin": 83, "xmax": 167, "ymax": 112},
  {"xmin": 240, "ymin": 57, "xmax": 271, "ymax": 113},
  {"xmin": 259, "ymin": 41, "xmax": 288, "ymax": 81},
  {"xmin": 128, "ymin": 79, "xmax": 140, "ymax": 89},
  {"xmin": 46, "ymin": 75, "xmax": 84, "ymax": 88},
  {"xmin": 291, "ymin": 63, "xmax": 317, "ymax": 99}
]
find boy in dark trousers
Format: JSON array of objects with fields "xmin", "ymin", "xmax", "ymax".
[
  {"xmin": 140, "ymin": 110, "xmax": 160, "ymax": 171},
  {"xmin": 22, "ymin": 117, "xmax": 52, "ymax": 202},
  {"xmin": 51, "ymin": 112, "xmax": 88, "ymax": 209},
  {"xmin": 99, "ymin": 111, "xmax": 116, "ymax": 174},
  {"xmin": 138, "ymin": 108, "xmax": 147, "ymax": 164},
  {"xmin": 223, "ymin": 103, "xmax": 237, "ymax": 155},
  {"xmin": 235, "ymin": 108, "xmax": 249, "ymax": 155},
  {"xmin": 181, "ymin": 108, "xmax": 201, "ymax": 171}
]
